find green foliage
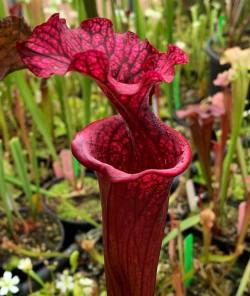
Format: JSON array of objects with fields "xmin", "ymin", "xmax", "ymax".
[
  {"xmin": 0, "ymin": 140, "xmax": 13, "ymax": 233},
  {"xmin": 82, "ymin": 76, "xmax": 92, "ymax": 126},
  {"xmin": 133, "ymin": 0, "xmax": 146, "ymax": 39},
  {"xmin": 192, "ymin": 161, "xmax": 206, "ymax": 186},
  {"xmin": 219, "ymin": 65, "xmax": 250, "ymax": 223},
  {"xmin": 30, "ymin": 132, "xmax": 40, "ymax": 196},
  {"xmin": 236, "ymin": 255, "xmax": 250, "ymax": 296},
  {"xmin": 232, "ymin": 174, "xmax": 245, "ymax": 200},
  {"xmin": 14, "ymin": 72, "xmax": 57, "ymax": 160},
  {"xmin": 162, "ymin": 214, "xmax": 200, "ymax": 246},
  {"xmin": 70, "ymin": 250, "xmax": 80, "ymax": 273},
  {"xmin": 54, "ymin": 75, "xmax": 74, "ymax": 145},
  {"xmin": 48, "ymin": 178, "xmax": 100, "ymax": 227},
  {"xmin": 178, "ymin": 2, "xmax": 221, "ymax": 100},
  {"xmin": 0, "ymin": 0, "xmax": 6, "ymax": 17},
  {"xmin": 10, "ymin": 137, "xmax": 35, "ymax": 216}
]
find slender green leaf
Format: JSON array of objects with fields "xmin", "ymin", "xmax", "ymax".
[
  {"xmin": 40, "ymin": 78, "xmax": 53, "ymax": 140},
  {"xmin": 70, "ymin": 250, "xmax": 79, "ymax": 273},
  {"xmin": 82, "ymin": 76, "xmax": 92, "ymax": 126},
  {"xmin": 10, "ymin": 137, "xmax": 34, "ymax": 214},
  {"xmin": 165, "ymin": 0, "xmax": 174, "ymax": 44},
  {"xmin": 75, "ymin": 0, "xmax": 87, "ymax": 21},
  {"xmin": 236, "ymin": 257, "xmax": 250, "ymax": 296},
  {"xmin": 72, "ymin": 156, "xmax": 80, "ymax": 178},
  {"xmin": 5, "ymin": 175, "xmax": 65, "ymax": 198},
  {"xmin": 15, "ymin": 71, "xmax": 57, "ymax": 160},
  {"xmin": 30, "ymin": 132, "xmax": 40, "ymax": 210},
  {"xmin": 55, "ymin": 75, "xmax": 74, "ymax": 145},
  {"xmin": 219, "ymin": 68, "xmax": 249, "ymax": 223},
  {"xmin": 184, "ymin": 234, "xmax": 193, "ymax": 286},
  {"xmin": 162, "ymin": 214, "xmax": 200, "ymax": 246},
  {"xmin": 0, "ymin": 140, "xmax": 13, "ymax": 232},
  {"xmin": 83, "ymin": 0, "xmax": 98, "ymax": 18},
  {"xmin": 28, "ymin": 270, "xmax": 45, "ymax": 287},
  {"xmin": 30, "ymin": 132, "xmax": 40, "ymax": 186},
  {"xmin": 173, "ymin": 67, "xmax": 181, "ymax": 109},
  {"xmin": 133, "ymin": 0, "xmax": 145, "ymax": 39},
  {"xmin": 102, "ymin": 0, "xmax": 106, "ymax": 17},
  {"xmin": 0, "ymin": 0, "xmax": 7, "ymax": 17},
  {"xmin": 207, "ymin": 254, "xmax": 235, "ymax": 263},
  {"xmin": 111, "ymin": 0, "xmax": 120, "ymax": 31},
  {"xmin": 0, "ymin": 96, "xmax": 9, "ymax": 148}
]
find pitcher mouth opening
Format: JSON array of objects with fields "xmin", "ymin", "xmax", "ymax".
[{"xmin": 72, "ymin": 115, "xmax": 192, "ymax": 183}]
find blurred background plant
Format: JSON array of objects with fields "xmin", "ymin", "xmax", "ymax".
[{"xmin": 0, "ymin": 0, "xmax": 249, "ymax": 295}]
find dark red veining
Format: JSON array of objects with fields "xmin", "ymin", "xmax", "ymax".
[
  {"xmin": 72, "ymin": 116, "xmax": 191, "ymax": 296},
  {"xmin": 17, "ymin": 14, "xmax": 192, "ymax": 296}
]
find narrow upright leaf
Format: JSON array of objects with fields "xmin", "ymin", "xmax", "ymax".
[
  {"xmin": 15, "ymin": 71, "xmax": 57, "ymax": 160},
  {"xmin": 0, "ymin": 140, "xmax": 13, "ymax": 232},
  {"xmin": 10, "ymin": 137, "xmax": 34, "ymax": 214},
  {"xmin": 184, "ymin": 234, "xmax": 193, "ymax": 286},
  {"xmin": 133, "ymin": 0, "xmax": 145, "ymax": 39},
  {"xmin": 236, "ymin": 257, "xmax": 250, "ymax": 296}
]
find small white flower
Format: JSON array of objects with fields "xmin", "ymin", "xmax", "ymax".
[
  {"xmin": 56, "ymin": 271, "xmax": 74, "ymax": 293},
  {"xmin": 0, "ymin": 271, "xmax": 20, "ymax": 295},
  {"xmin": 18, "ymin": 258, "xmax": 33, "ymax": 272}
]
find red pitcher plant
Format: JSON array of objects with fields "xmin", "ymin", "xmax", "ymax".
[{"xmin": 17, "ymin": 14, "xmax": 192, "ymax": 296}]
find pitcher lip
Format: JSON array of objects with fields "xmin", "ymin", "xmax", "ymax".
[{"xmin": 72, "ymin": 116, "xmax": 192, "ymax": 183}]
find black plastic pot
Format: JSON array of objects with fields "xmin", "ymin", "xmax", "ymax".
[
  {"xmin": 43, "ymin": 177, "xmax": 100, "ymax": 247},
  {"xmin": 0, "ymin": 208, "xmax": 64, "ymax": 267},
  {"xmin": 205, "ymin": 37, "xmax": 230, "ymax": 96},
  {"xmin": 171, "ymin": 176, "xmax": 180, "ymax": 194},
  {"xmin": 39, "ymin": 209, "xmax": 65, "ymax": 256},
  {"xmin": 206, "ymin": 31, "xmax": 250, "ymax": 100},
  {"xmin": 0, "ymin": 209, "xmax": 64, "ymax": 291}
]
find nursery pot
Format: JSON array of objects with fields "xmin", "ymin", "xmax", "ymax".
[
  {"xmin": 43, "ymin": 177, "xmax": 100, "ymax": 247},
  {"xmin": 0, "ymin": 208, "xmax": 64, "ymax": 284},
  {"xmin": 205, "ymin": 37, "xmax": 230, "ymax": 96},
  {"xmin": 72, "ymin": 115, "xmax": 191, "ymax": 296}
]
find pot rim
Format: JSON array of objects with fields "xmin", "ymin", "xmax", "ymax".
[{"xmin": 0, "ymin": 207, "xmax": 64, "ymax": 269}]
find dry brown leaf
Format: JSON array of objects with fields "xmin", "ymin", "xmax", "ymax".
[{"xmin": 0, "ymin": 16, "xmax": 31, "ymax": 80}]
